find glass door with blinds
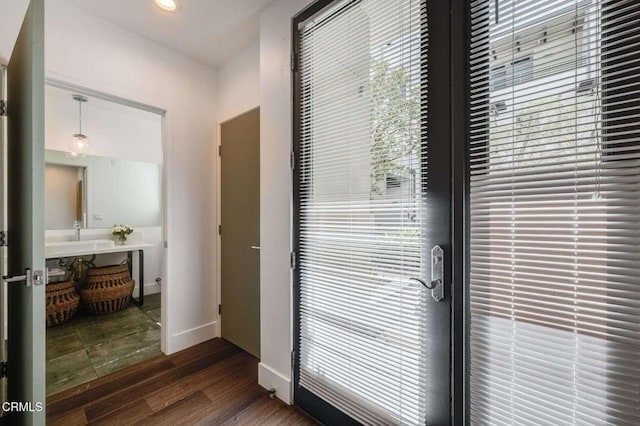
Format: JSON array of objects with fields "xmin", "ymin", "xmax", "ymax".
[
  {"xmin": 469, "ymin": 0, "xmax": 640, "ymax": 424},
  {"xmin": 293, "ymin": 0, "xmax": 453, "ymax": 424}
]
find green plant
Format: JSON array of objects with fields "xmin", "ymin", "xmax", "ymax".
[
  {"xmin": 489, "ymin": 94, "xmax": 599, "ymax": 170},
  {"xmin": 112, "ymin": 224, "xmax": 134, "ymax": 239},
  {"xmin": 370, "ymin": 60, "xmax": 420, "ymax": 196}
]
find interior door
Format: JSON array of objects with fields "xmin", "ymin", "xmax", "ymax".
[
  {"xmin": 220, "ymin": 108, "xmax": 261, "ymax": 358},
  {"xmin": 293, "ymin": 0, "xmax": 452, "ymax": 424},
  {"xmin": 4, "ymin": 0, "xmax": 46, "ymax": 423},
  {"xmin": 0, "ymin": 64, "xmax": 6, "ymax": 418}
]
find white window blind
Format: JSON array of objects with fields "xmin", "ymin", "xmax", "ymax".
[
  {"xmin": 469, "ymin": 0, "xmax": 640, "ymax": 424},
  {"xmin": 296, "ymin": 0, "xmax": 428, "ymax": 424}
]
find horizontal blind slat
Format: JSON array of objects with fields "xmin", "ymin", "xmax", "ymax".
[
  {"xmin": 298, "ymin": 0, "xmax": 429, "ymax": 424},
  {"xmin": 469, "ymin": 0, "xmax": 640, "ymax": 424}
]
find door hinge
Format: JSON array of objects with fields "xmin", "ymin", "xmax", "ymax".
[
  {"xmin": 290, "ymin": 151, "xmax": 295, "ymax": 170},
  {"xmin": 0, "ymin": 100, "xmax": 6, "ymax": 116},
  {"xmin": 291, "ymin": 51, "xmax": 298, "ymax": 72},
  {"xmin": 218, "ymin": 145, "xmax": 222, "ymax": 157},
  {"xmin": 218, "ymin": 304, "xmax": 222, "ymax": 315},
  {"xmin": 0, "ymin": 231, "xmax": 6, "ymax": 247},
  {"xmin": 0, "ymin": 361, "xmax": 6, "ymax": 378},
  {"xmin": 290, "ymin": 251, "xmax": 297, "ymax": 269},
  {"xmin": 218, "ymin": 225, "xmax": 222, "ymax": 235},
  {"xmin": 291, "ymin": 350, "xmax": 296, "ymax": 366}
]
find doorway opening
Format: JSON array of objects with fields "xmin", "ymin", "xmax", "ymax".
[{"xmin": 42, "ymin": 82, "xmax": 166, "ymax": 396}]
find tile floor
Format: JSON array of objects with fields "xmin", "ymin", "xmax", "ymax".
[{"xmin": 45, "ymin": 293, "xmax": 161, "ymax": 396}]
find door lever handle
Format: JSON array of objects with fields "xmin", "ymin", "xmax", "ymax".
[
  {"xmin": 250, "ymin": 245, "xmax": 261, "ymax": 250},
  {"xmin": 2, "ymin": 268, "xmax": 43, "ymax": 287},
  {"xmin": 409, "ymin": 277, "xmax": 434, "ymax": 289},
  {"xmin": 2, "ymin": 274, "xmax": 28, "ymax": 283},
  {"xmin": 409, "ymin": 277, "xmax": 443, "ymax": 291}
]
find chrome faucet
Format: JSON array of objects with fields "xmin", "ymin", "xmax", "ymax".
[{"xmin": 72, "ymin": 220, "xmax": 82, "ymax": 241}]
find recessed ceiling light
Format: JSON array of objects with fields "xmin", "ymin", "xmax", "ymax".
[{"xmin": 154, "ymin": 0, "xmax": 177, "ymax": 11}]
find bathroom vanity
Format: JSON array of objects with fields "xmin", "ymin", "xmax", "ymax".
[{"xmin": 45, "ymin": 239, "xmax": 152, "ymax": 306}]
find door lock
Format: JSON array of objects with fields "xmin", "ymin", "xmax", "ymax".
[
  {"xmin": 33, "ymin": 270, "xmax": 45, "ymax": 286},
  {"xmin": 2, "ymin": 269, "xmax": 46, "ymax": 287}
]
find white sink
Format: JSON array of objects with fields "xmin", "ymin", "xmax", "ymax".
[{"xmin": 45, "ymin": 239, "xmax": 115, "ymax": 255}]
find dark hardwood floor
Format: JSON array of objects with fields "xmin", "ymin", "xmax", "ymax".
[{"xmin": 47, "ymin": 338, "xmax": 318, "ymax": 425}]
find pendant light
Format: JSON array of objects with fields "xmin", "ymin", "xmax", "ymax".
[{"xmin": 68, "ymin": 94, "xmax": 91, "ymax": 158}]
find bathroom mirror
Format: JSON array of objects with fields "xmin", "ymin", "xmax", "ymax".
[
  {"xmin": 45, "ymin": 150, "xmax": 162, "ymax": 229},
  {"xmin": 44, "ymin": 83, "xmax": 163, "ymax": 230},
  {"xmin": 44, "ymin": 162, "xmax": 87, "ymax": 230}
]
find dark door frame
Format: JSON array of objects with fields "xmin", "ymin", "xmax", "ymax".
[
  {"xmin": 450, "ymin": 0, "xmax": 469, "ymax": 424},
  {"xmin": 291, "ymin": 0, "xmax": 469, "ymax": 424}
]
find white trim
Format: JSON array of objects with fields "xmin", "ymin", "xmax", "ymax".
[
  {"xmin": 216, "ymin": 120, "xmax": 222, "ymax": 336},
  {"xmin": 160, "ymin": 110, "xmax": 171, "ymax": 355},
  {"xmin": 45, "ymin": 78, "xmax": 167, "ymax": 115},
  {"xmin": 167, "ymin": 321, "xmax": 218, "ymax": 355},
  {"xmin": 134, "ymin": 282, "xmax": 161, "ymax": 296},
  {"xmin": 258, "ymin": 362, "xmax": 293, "ymax": 404}
]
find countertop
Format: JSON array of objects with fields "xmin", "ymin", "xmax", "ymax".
[{"xmin": 45, "ymin": 242, "xmax": 153, "ymax": 259}]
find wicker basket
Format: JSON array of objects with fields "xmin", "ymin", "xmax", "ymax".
[
  {"xmin": 80, "ymin": 263, "xmax": 135, "ymax": 315},
  {"xmin": 46, "ymin": 280, "xmax": 80, "ymax": 327}
]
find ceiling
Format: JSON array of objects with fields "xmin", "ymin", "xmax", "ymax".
[{"xmin": 61, "ymin": 0, "xmax": 274, "ymax": 68}]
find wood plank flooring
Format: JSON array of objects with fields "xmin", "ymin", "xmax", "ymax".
[{"xmin": 47, "ymin": 338, "xmax": 318, "ymax": 425}]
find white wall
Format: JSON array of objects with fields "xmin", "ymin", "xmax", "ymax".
[
  {"xmin": 0, "ymin": 0, "xmax": 29, "ymax": 64},
  {"xmin": 217, "ymin": 40, "xmax": 260, "ymax": 123},
  {"xmin": 258, "ymin": 0, "xmax": 314, "ymax": 404},
  {"xmin": 42, "ymin": 0, "xmax": 218, "ymax": 354}
]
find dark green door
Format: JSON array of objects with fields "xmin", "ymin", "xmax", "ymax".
[{"xmin": 3, "ymin": 0, "xmax": 47, "ymax": 424}]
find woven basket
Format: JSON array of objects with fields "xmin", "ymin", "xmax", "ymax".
[
  {"xmin": 81, "ymin": 263, "xmax": 135, "ymax": 315},
  {"xmin": 46, "ymin": 280, "xmax": 80, "ymax": 327}
]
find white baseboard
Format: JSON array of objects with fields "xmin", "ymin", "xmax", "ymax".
[
  {"xmin": 134, "ymin": 282, "xmax": 161, "ymax": 296},
  {"xmin": 258, "ymin": 362, "xmax": 292, "ymax": 404},
  {"xmin": 167, "ymin": 321, "xmax": 218, "ymax": 355},
  {"xmin": 214, "ymin": 318, "xmax": 221, "ymax": 337}
]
